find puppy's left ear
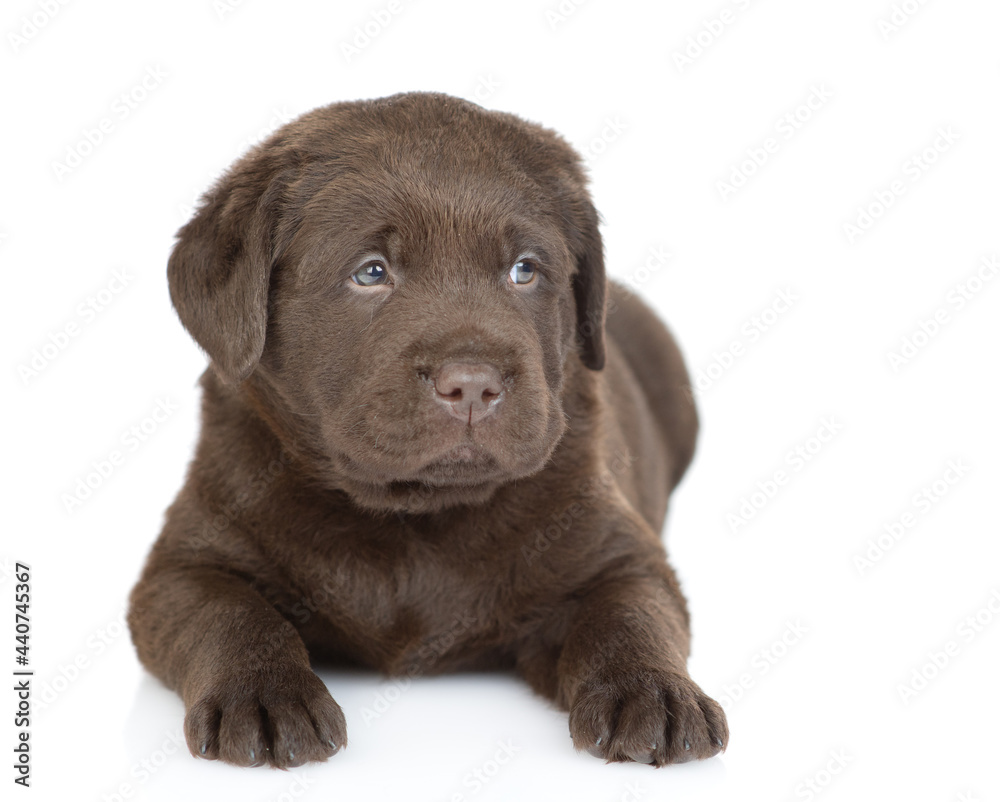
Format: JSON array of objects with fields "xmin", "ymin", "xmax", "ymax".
[{"xmin": 568, "ymin": 197, "xmax": 607, "ymax": 371}]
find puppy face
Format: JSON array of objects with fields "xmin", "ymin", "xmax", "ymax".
[{"xmin": 168, "ymin": 93, "xmax": 607, "ymax": 512}]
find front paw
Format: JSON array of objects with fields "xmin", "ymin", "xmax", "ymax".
[
  {"xmin": 569, "ymin": 669, "xmax": 728, "ymax": 766},
  {"xmin": 184, "ymin": 665, "xmax": 346, "ymax": 768}
]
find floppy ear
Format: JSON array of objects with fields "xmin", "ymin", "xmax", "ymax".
[
  {"xmin": 167, "ymin": 160, "xmax": 288, "ymax": 384},
  {"xmin": 568, "ymin": 197, "xmax": 607, "ymax": 371}
]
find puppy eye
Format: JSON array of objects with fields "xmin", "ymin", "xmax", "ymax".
[
  {"xmin": 508, "ymin": 259, "xmax": 536, "ymax": 286},
  {"xmin": 352, "ymin": 261, "xmax": 390, "ymax": 287}
]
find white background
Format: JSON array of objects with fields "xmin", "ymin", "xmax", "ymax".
[{"xmin": 3, "ymin": 1, "xmax": 999, "ymax": 800}]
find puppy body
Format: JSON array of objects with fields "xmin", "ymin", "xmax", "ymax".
[{"xmin": 129, "ymin": 93, "xmax": 727, "ymax": 768}]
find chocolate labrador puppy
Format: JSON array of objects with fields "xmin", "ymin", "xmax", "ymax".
[{"xmin": 128, "ymin": 92, "xmax": 728, "ymax": 768}]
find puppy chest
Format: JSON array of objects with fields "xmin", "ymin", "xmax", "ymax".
[{"xmin": 282, "ymin": 545, "xmax": 508, "ymax": 673}]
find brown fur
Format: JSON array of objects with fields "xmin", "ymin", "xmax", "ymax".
[{"xmin": 127, "ymin": 92, "xmax": 727, "ymax": 768}]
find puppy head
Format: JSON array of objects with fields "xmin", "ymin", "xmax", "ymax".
[{"xmin": 169, "ymin": 92, "xmax": 606, "ymax": 512}]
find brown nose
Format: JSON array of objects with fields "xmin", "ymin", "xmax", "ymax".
[{"xmin": 433, "ymin": 362, "xmax": 504, "ymax": 424}]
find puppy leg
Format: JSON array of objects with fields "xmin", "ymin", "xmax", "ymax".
[
  {"xmin": 517, "ymin": 563, "xmax": 727, "ymax": 766},
  {"xmin": 555, "ymin": 572, "xmax": 728, "ymax": 766},
  {"xmin": 128, "ymin": 566, "xmax": 346, "ymax": 768}
]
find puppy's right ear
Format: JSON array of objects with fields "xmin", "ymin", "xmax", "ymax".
[{"xmin": 168, "ymin": 160, "xmax": 289, "ymax": 384}]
